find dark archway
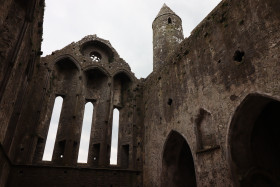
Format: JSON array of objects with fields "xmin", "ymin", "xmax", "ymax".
[
  {"xmin": 229, "ymin": 94, "xmax": 280, "ymax": 186},
  {"xmin": 161, "ymin": 131, "xmax": 197, "ymax": 187}
]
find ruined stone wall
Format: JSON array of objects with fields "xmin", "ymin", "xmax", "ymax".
[
  {"xmin": 2, "ymin": 35, "xmax": 144, "ymax": 186},
  {"xmin": 0, "ymin": 0, "xmax": 44, "ymax": 160},
  {"xmin": 0, "ymin": 1, "xmax": 44, "ymax": 185},
  {"xmin": 29, "ymin": 35, "xmax": 143, "ymax": 169},
  {"xmin": 1, "ymin": 0, "xmax": 279, "ymax": 186},
  {"xmin": 143, "ymin": 0, "xmax": 280, "ymax": 186}
]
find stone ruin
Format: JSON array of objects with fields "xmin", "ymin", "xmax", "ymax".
[{"xmin": 0, "ymin": 0, "xmax": 280, "ymax": 186}]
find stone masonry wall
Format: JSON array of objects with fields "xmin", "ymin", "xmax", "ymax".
[
  {"xmin": 143, "ymin": 0, "xmax": 280, "ymax": 186},
  {"xmin": 0, "ymin": 0, "xmax": 44, "ymax": 160},
  {"xmin": 3, "ymin": 35, "xmax": 144, "ymax": 186}
]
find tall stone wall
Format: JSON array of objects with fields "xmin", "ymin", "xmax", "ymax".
[
  {"xmin": 0, "ymin": 0, "xmax": 44, "ymax": 185},
  {"xmin": 143, "ymin": 0, "xmax": 280, "ymax": 186},
  {"xmin": 0, "ymin": 0, "xmax": 44, "ymax": 158},
  {"xmin": 3, "ymin": 35, "xmax": 144, "ymax": 186}
]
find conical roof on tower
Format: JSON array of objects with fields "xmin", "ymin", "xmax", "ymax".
[{"xmin": 155, "ymin": 3, "xmax": 177, "ymax": 19}]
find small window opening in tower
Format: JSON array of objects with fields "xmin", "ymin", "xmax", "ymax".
[
  {"xmin": 90, "ymin": 51, "xmax": 102, "ymax": 62},
  {"xmin": 110, "ymin": 108, "xmax": 120, "ymax": 165},
  {"xmin": 168, "ymin": 17, "xmax": 172, "ymax": 24},
  {"xmin": 42, "ymin": 96, "xmax": 63, "ymax": 161},
  {"xmin": 233, "ymin": 50, "xmax": 245, "ymax": 62},
  {"xmin": 78, "ymin": 102, "xmax": 94, "ymax": 163}
]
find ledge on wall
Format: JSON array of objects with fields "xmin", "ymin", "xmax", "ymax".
[{"xmin": 196, "ymin": 145, "xmax": 220, "ymax": 154}]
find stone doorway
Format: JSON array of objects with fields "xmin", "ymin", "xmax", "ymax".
[
  {"xmin": 161, "ymin": 131, "xmax": 197, "ymax": 187},
  {"xmin": 229, "ymin": 94, "xmax": 280, "ymax": 186}
]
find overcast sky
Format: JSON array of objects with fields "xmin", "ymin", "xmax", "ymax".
[
  {"xmin": 42, "ymin": 0, "xmax": 222, "ymax": 79},
  {"xmin": 42, "ymin": 0, "xmax": 222, "ymax": 164}
]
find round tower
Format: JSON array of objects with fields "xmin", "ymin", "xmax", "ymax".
[{"xmin": 152, "ymin": 4, "xmax": 184, "ymax": 72}]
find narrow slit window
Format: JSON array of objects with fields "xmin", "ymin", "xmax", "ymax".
[
  {"xmin": 168, "ymin": 17, "xmax": 172, "ymax": 24},
  {"xmin": 78, "ymin": 102, "xmax": 94, "ymax": 163},
  {"xmin": 42, "ymin": 96, "xmax": 63, "ymax": 161},
  {"xmin": 110, "ymin": 108, "xmax": 120, "ymax": 165}
]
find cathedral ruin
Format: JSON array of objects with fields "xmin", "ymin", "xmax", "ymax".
[{"xmin": 0, "ymin": 0, "xmax": 280, "ymax": 186}]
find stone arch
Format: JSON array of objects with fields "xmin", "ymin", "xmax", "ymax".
[
  {"xmin": 83, "ymin": 67, "xmax": 110, "ymax": 167},
  {"xmin": 47, "ymin": 57, "xmax": 81, "ymax": 165},
  {"xmin": 53, "ymin": 55, "xmax": 81, "ymax": 71},
  {"xmin": 161, "ymin": 130, "xmax": 197, "ymax": 187},
  {"xmin": 53, "ymin": 57, "xmax": 80, "ymax": 93},
  {"xmin": 83, "ymin": 65, "xmax": 110, "ymax": 78},
  {"xmin": 84, "ymin": 67, "xmax": 109, "ymax": 94},
  {"xmin": 112, "ymin": 69, "xmax": 136, "ymax": 83},
  {"xmin": 228, "ymin": 93, "xmax": 280, "ymax": 186},
  {"xmin": 112, "ymin": 71, "xmax": 134, "ymax": 168}
]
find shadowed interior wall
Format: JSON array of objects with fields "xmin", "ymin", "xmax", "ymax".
[
  {"xmin": 0, "ymin": 0, "xmax": 44, "ymax": 155},
  {"xmin": 0, "ymin": 0, "xmax": 44, "ymax": 184},
  {"xmin": 7, "ymin": 165, "xmax": 139, "ymax": 187}
]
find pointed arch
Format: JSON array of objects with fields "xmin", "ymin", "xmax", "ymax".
[
  {"xmin": 53, "ymin": 55, "xmax": 81, "ymax": 71},
  {"xmin": 113, "ymin": 71, "xmax": 133, "ymax": 89},
  {"xmin": 84, "ymin": 66, "xmax": 110, "ymax": 78},
  {"xmin": 53, "ymin": 57, "xmax": 80, "ymax": 87},
  {"xmin": 54, "ymin": 57, "xmax": 79, "ymax": 72},
  {"xmin": 112, "ymin": 69, "xmax": 136, "ymax": 82},
  {"xmin": 228, "ymin": 93, "xmax": 280, "ymax": 186},
  {"xmin": 84, "ymin": 67, "xmax": 109, "ymax": 94},
  {"xmin": 49, "ymin": 57, "xmax": 80, "ymax": 164},
  {"xmin": 161, "ymin": 130, "xmax": 197, "ymax": 187}
]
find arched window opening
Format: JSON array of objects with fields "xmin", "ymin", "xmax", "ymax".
[
  {"xmin": 90, "ymin": 51, "xmax": 102, "ymax": 62},
  {"xmin": 42, "ymin": 96, "xmax": 63, "ymax": 161},
  {"xmin": 168, "ymin": 17, "xmax": 172, "ymax": 24},
  {"xmin": 78, "ymin": 102, "xmax": 94, "ymax": 163},
  {"xmin": 110, "ymin": 108, "xmax": 120, "ymax": 165}
]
